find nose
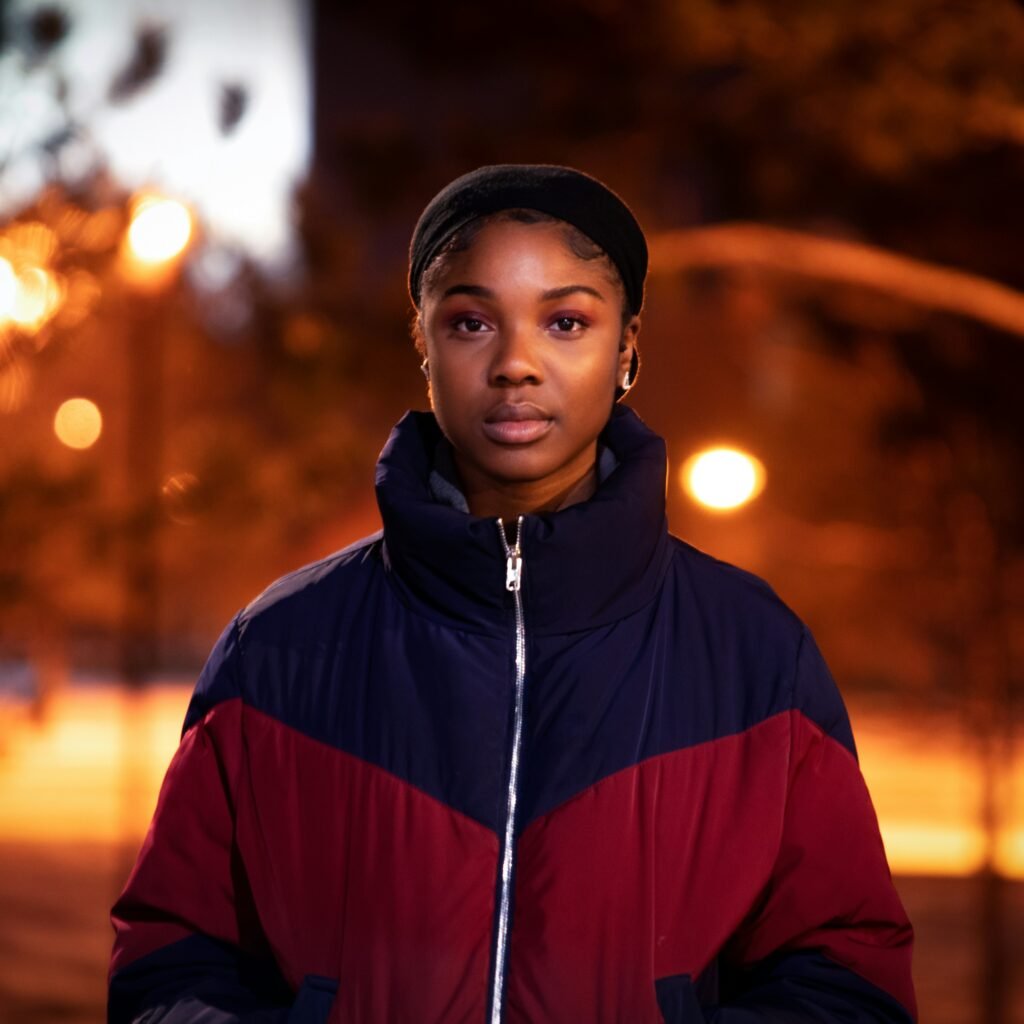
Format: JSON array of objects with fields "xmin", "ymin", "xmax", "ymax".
[{"xmin": 489, "ymin": 323, "xmax": 542, "ymax": 387}]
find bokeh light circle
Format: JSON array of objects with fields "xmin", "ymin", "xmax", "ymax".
[
  {"xmin": 127, "ymin": 197, "xmax": 193, "ymax": 265},
  {"xmin": 12, "ymin": 266, "xmax": 62, "ymax": 328},
  {"xmin": 54, "ymin": 398, "xmax": 103, "ymax": 450},
  {"xmin": 682, "ymin": 446, "xmax": 765, "ymax": 511}
]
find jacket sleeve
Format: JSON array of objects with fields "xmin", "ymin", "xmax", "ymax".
[
  {"xmin": 672, "ymin": 628, "xmax": 916, "ymax": 1023},
  {"xmin": 108, "ymin": 616, "xmax": 294, "ymax": 1024}
]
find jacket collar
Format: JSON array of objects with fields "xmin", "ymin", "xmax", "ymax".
[{"xmin": 374, "ymin": 405, "xmax": 672, "ymax": 635}]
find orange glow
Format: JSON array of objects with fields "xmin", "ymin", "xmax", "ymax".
[
  {"xmin": 852, "ymin": 702, "xmax": 1023, "ymax": 877},
  {"xmin": 78, "ymin": 206, "xmax": 125, "ymax": 252},
  {"xmin": 3, "ymin": 221, "xmax": 58, "ymax": 267},
  {"xmin": 877, "ymin": 824, "xmax": 987, "ymax": 876},
  {"xmin": 0, "ymin": 221, "xmax": 63, "ymax": 331},
  {"xmin": 54, "ymin": 397, "xmax": 103, "ymax": 449},
  {"xmin": 161, "ymin": 471, "xmax": 202, "ymax": 524},
  {"xmin": 682, "ymin": 446, "xmax": 766, "ymax": 511},
  {"xmin": 0, "ymin": 357, "xmax": 32, "ymax": 414},
  {"xmin": 0, "ymin": 256, "xmax": 16, "ymax": 319},
  {"xmin": 0, "ymin": 685, "xmax": 188, "ymax": 843},
  {"xmin": 55, "ymin": 269, "xmax": 101, "ymax": 328},
  {"xmin": 11, "ymin": 266, "xmax": 63, "ymax": 330},
  {"xmin": 127, "ymin": 196, "xmax": 193, "ymax": 265}
]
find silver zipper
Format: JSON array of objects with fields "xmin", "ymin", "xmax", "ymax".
[{"xmin": 490, "ymin": 515, "xmax": 526, "ymax": 1024}]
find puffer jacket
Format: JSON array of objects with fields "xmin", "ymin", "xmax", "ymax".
[{"xmin": 108, "ymin": 406, "xmax": 916, "ymax": 1024}]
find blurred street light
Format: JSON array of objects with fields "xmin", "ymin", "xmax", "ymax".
[
  {"xmin": 127, "ymin": 195, "xmax": 192, "ymax": 264},
  {"xmin": 682, "ymin": 446, "xmax": 765, "ymax": 511},
  {"xmin": 0, "ymin": 222, "xmax": 64, "ymax": 334},
  {"xmin": 121, "ymin": 195, "xmax": 194, "ymax": 288},
  {"xmin": 54, "ymin": 397, "xmax": 102, "ymax": 449},
  {"xmin": 12, "ymin": 266, "xmax": 62, "ymax": 330}
]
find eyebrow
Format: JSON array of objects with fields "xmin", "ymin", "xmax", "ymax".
[{"xmin": 439, "ymin": 283, "xmax": 607, "ymax": 302}]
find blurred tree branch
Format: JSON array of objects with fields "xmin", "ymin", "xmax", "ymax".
[{"xmin": 652, "ymin": 224, "xmax": 1024, "ymax": 339}]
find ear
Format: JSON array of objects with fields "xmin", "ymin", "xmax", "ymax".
[{"xmin": 617, "ymin": 316, "xmax": 641, "ymax": 384}]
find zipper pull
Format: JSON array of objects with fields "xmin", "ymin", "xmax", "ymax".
[
  {"xmin": 505, "ymin": 550, "xmax": 522, "ymax": 592},
  {"xmin": 497, "ymin": 515, "xmax": 524, "ymax": 592}
]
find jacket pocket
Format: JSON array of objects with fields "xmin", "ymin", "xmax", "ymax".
[
  {"xmin": 654, "ymin": 973, "xmax": 703, "ymax": 1023},
  {"xmin": 288, "ymin": 974, "xmax": 339, "ymax": 1024}
]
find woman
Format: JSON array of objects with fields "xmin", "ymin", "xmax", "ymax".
[{"xmin": 109, "ymin": 165, "xmax": 916, "ymax": 1023}]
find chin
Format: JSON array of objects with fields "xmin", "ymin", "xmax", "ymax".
[
  {"xmin": 463, "ymin": 437, "xmax": 562, "ymax": 477},
  {"xmin": 480, "ymin": 452, "xmax": 558, "ymax": 483}
]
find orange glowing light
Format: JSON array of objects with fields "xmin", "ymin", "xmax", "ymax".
[
  {"xmin": 0, "ymin": 256, "xmax": 16, "ymax": 320},
  {"xmin": 682, "ymin": 446, "xmax": 765, "ymax": 511},
  {"xmin": 54, "ymin": 397, "xmax": 102, "ymax": 449},
  {"xmin": 127, "ymin": 196, "xmax": 193, "ymax": 265},
  {"xmin": 11, "ymin": 266, "xmax": 63, "ymax": 330}
]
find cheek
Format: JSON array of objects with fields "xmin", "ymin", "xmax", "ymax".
[
  {"xmin": 430, "ymin": 347, "xmax": 465, "ymax": 382},
  {"xmin": 426, "ymin": 357, "xmax": 477, "ymax": 432},
  {"xmin": 564, "ymin": 345, "xmax": 621, "ymax": 395}
]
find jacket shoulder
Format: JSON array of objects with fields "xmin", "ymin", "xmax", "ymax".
[
  {"xmin": 665, "ymin": 536, "xmax": 853, "ymax": 750},
  {"xmin": 667, "ymin": 535, "xmax": 803, "ymax": 639},
  {"xmin": 183, "ymin": 532, "xmax": 385, "ymax": 730},
  {"xmin": 240, "ymin": 530, "xmax": 385, "ymax": 629}
]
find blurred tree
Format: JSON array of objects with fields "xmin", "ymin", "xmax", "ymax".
[
  {"xmin": 0, "ymin": 1, "xmax": 398, "ymax": 677},
  {"xmin": 0, "ymin": 177, "xmax": 402, "ymax": 680}
]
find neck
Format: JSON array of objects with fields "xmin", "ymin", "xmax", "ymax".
[{"xmin": 456, "ymin": 450, "xmax": 599, "ymax": 519}]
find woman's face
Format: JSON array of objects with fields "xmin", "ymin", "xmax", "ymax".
[{"xmin": 419, "ymin": 218, "xmax": 638, "ymax": 511}]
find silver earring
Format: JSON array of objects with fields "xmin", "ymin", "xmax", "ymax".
[
  {"xmin": 420, "ymin": 359, "xmax": 430, "ymax": 381},
  {"xmin": 622, "ymin": 370, "xmax": 632, "ymax": 391}
]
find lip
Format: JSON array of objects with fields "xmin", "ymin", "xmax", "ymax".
[{"xmin": 482, "ymin": 402, "xmax": 554, "ymax": 445}]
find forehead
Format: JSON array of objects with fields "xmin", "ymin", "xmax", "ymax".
[{"xmin": 425, "ymin": 219, "xmax": 619, "ymax": 296}]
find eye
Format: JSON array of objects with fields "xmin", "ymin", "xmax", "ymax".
[
  {"xmin": 452, "ymin": 316, "xmax": 490, "ymax": 334},
  {"xmin": 550, "ymin": 314, "xmax": 588, "ymax": 334}
]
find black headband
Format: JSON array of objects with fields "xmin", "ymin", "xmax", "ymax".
[{"xmin": 408, "ymin": 163, "xmax": 648, "ymax": 315}]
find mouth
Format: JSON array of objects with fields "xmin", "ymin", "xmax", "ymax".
[{"xmin": 482, "ymin": 402, "xmax": 554, "ymax": 445}]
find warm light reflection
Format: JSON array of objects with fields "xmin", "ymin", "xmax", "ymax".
[
  {"xmin": 54, "ymin": 397, "xmax": 103, "ymax": 449},
  {"xmin": 127, "ymin": 196, "xmax": 193, "ymax": 265},
  {"xmin": 683, "ymin": 446, "xmax": 766, "ymax": 510}
]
